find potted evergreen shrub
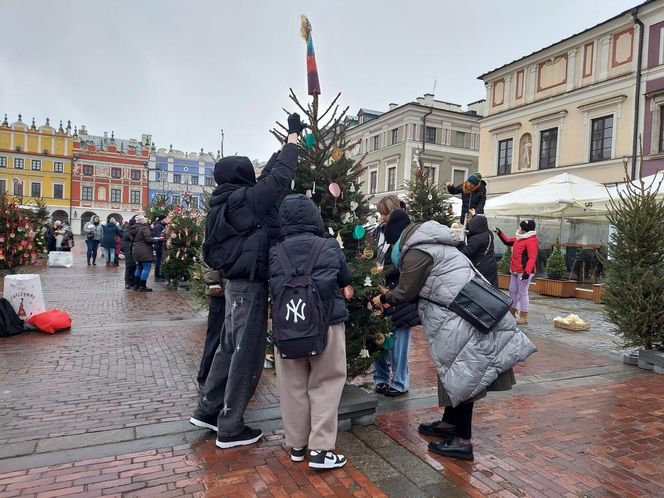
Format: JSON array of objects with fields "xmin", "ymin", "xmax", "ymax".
[
  {"xmin": 545, "ymin": 243, "xmax": 566, "ymax": 280},
  {"xmin": 605, "ymin": 166, "xmax": 664, "ymax": 370},
  {"xmin": 496, "ymin": 247, "xmax": 511, "ymax": 290}
]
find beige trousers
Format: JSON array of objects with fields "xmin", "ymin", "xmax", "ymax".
[{"xmin": 275, "ymin": 323, "xmax": 347, "ymax": 450}]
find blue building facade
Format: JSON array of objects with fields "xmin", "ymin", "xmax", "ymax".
[{"xmin": 148, "ymin": 146, "xmax": 217, "ymax": 210}]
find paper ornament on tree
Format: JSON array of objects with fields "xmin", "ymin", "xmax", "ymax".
[
  {"xmin": 336, "ymin": 232, "xmax": 344, "ymax": 248},
  {"xmin": 291, "ymin": 179, "xmax": 295, "ymax": 190},
  {"xmin": 363, "ymin": 247, "xmax": 374, "ymax": 259},
  {"xmin": 331, "ymin": 148, "xmax": 343, "ymax": 161},
  {"xmin": 306, "ymin": 189, "xmax": 312, "ymax": 198},
  {"xmin": 341, "ymin": 212, "xmax": 351, "ymax": 223},
  {"xmin": 350, "ymin": 201, "xmax": 358, "ymax": 212},
  {"xmin": 382, "ymin": 334, "xmax": 395, "ymax": 350},
  {"xmin": 304, "ymin": 133, "xmax": 315, "ymax": 149},
  {"xmin": 328, "ymin": 182, "xmax": 341, "ymax": 198},
  {"xmin": 363, "ymin": 276, "xmax": 372, "ymax": 287},
  {"xmin": 353, "ymin": 225, "xmax": 366, "ymax": 239},
  {"xmin": 328, "ymin": 227, "xmax": 335, "ymax": 236},
  {"xmin": 343, "ymin": 285, "xmax": 354, "ymax": 300},
  {"xmin": 349, "ymin": 184, "xmax": 356, "ymax": 193}
]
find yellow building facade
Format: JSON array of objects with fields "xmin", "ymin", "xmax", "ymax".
[{"xmin": 0, "ymin": 114, "xmax": 74, "ymax": 220}]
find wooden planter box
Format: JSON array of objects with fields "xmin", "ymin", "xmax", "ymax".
[
  {"xmin": 537, "ymin": 278, "xmax": 577, "ymax": 298},
  {"xmin": 497, "ymin": 274, "xmax": 511, "ymax": 290},
  {"xmin": 592, "ymin": 284, "xmax": 605, "ymax": 304}
]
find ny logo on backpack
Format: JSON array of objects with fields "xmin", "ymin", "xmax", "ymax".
[{"xmin": 272, "ymin": 238, "xmax": 328, "ymax": 359}]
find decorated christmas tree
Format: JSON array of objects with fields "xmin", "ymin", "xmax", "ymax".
[
  {"xmin": 161, "ymin": 195, "xmax": 205, "ymax": 285},
  {"xmin": 147, "ymin": 193, "xmax": 172, "ymax": 223},
  {"xmin": 24, "ymin": 198, "xmax": 50, "ymax": 257},
  {"xmin": 0, "ymin": 193, "xmax": 39, "ymax": 269},
  {"xmin": 273, "ymin": 88, "xmax": 393, "ymax": 377},
  {"xmin": 405, "ymin": 153, "xmax": 454, "ymax": 226}
]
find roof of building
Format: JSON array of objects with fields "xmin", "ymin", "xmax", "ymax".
[{"xmin": 477, "ymin": 0, "xmax": 653, "ymax": 80}]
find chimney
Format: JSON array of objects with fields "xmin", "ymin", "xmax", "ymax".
[
  {"xmin": 416, "ymin": 97, "xmax": 425, "ymax": 104},
  {"xmin": 423, "ymin": 93, "xmax": 434, "ymax": 106},
  {"xmin": 103, "ymin": 131, "xmax": 108, "ymax": 139},
  {"xmin": 388, "ymin": 103, "xmax": 398, "ymax": 111}
]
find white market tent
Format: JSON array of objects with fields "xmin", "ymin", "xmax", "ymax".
[
  {"xmin": 484, "ymin": 173, "xmax": 611, "ymax": 220},
  {"xmin": 603, "ymin": 171, "xmax": 664, "ymax": 205}
]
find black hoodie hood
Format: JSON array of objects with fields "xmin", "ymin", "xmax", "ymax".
[
  {"xmin": 214, "ymin": 156, "xmax": 256, "ymax": 187},
  {"xmin": 279, "ymin": 194, "xmax": 324, "ymax": 238},
  {"xmin": 468, "ymin": 214, "xmax": 489, "ymax": 236}
]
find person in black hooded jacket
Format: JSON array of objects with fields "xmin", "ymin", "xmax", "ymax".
[
  {"xmin": 190, "ymin": 113, "xmax": 305, "ymax": 450},
  {"xmin": 460, "ymin": 215, "xmax": 498, "ymax": 287},
  {"xmin": 269, "ymin": 194, "xmax": 352, "ymax": 469}
]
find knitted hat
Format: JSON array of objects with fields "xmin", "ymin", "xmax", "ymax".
[
  {"xmin": 467, "ymin": 172, "xmax": 482, "ymax": 185},
  {"xmin": 135, "ymin": 214, "xmax": 147, "ymax": 224},
  {"xmin": 384, "ymin": 209, "xmax": 411, "ymax": 244},
  {"xmin": 520, "ymin": 219, "xmax": 536, "ymax": 232}
]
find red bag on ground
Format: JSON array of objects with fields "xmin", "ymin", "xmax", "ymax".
[{"xmin": 27, "ymin": 309, "xmax": 72, "ymax": 334}]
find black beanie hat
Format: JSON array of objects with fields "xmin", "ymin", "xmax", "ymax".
[
  {"xmin": 214, "ymin": 156, "xmax": 256, "ymax": 186},
  {"xmin": 384, "ymin": 209, "xmax": 411, "ymax": 244},
  {"xmin": 520, "ymin": 219, "xmax": 536, "ymax": 232}
]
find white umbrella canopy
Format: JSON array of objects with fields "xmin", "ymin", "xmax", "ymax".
[
  {"xmin": 604, "ymin": 171, "xmax": 664, "ymax": 202},
  {"xmin": 484, "ymin": 172, "xmax": 611, "ymax": 219}
]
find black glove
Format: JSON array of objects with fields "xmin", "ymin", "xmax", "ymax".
[
  {"xmin": 521, "ymin": 272, "xmax": 530, "ymax": 280},
  {"xmin": 287, "ymin": 113, "xmax": 306, "ymax": 135}
]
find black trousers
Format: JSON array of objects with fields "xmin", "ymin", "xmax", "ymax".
[
  {"xmin": 197, "ymin": 295, "xmax": 225, "ymax": 388},
  {"xmin": 442, "ymin": 402, "xmax": 474, "ymax": 439}
]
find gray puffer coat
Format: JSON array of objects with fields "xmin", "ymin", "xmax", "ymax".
[{"xmin": 399, "ymin": 221, "xmax": 536, "ymax": 407}]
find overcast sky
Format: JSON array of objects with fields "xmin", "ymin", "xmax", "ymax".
[{"xmin": 1, "ymin": 0, "xmax": 638, "ymax": 161}]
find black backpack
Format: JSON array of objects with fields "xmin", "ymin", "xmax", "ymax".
[
  {"xmin": 272, "ymin": 238, "xmax": 328, "ymax": 359},
  {"xmin": 202, "ymin": 188, "xmax": 261, "ymax": 279},
  {"xmin": 0, "ymin": 298, "xmax": 25, "ymax": 338}
]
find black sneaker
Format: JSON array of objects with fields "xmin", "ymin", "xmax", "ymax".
[
  {"xmin": 216, "ymin": 426, "xmax": 263, "ymax": 449},
  {"xmin": 307, "ymin": 450, "xmax": 347, "ymax": 469},
  {"xmin": 291, "ymin": 447, "xmax": 307, "ymax": 462},
  {"xmin": 428, "ymin": 438, "xmax": 474, "ymax": 461},
  {"xmin": 384, "ymin": 387, "xmax": 408, "ymax": 397},
  {"xmin": 374, "ymin": 383, "xmax": 388, "ymax": 394},
  {"xmin": 189, "ymin": 410, "xmax": 218, "ymax": 432},
  {"xmin": 418, "ymin": 419, "xmax": 457, "ymax": 438}
]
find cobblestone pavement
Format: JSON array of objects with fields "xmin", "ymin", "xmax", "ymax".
[{"xmin": 1, "ymin": 242, "xmax": 662, "ymax": 497}]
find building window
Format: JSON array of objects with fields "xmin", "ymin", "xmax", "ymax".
[
  {"xmin": 452, "ymin": 131, "xmax": 468, "ymax": 148},
  {"xmin": 0, "ymin": 157, "xmax": 6, "ymax": 168},
  {"xmin": 539, "ymin": 128, "xmax": 558, "ymax": 170},
  {"xmin": 14, "ymin": 158, "xmax": 24, "ymax": 169},
  {"xmin": 172, "ymin": 194, "xmax": 181, "ymax": 205},
  {"xmin": 658, "ymin": 105, "xmax": 664, "ymax": 153},
  {"xmin": 497, "ymin": 139, "xmax": 513, "ymax": 176},
  {"xmin": 131, "ymin": 169, "xmax": 141, "ymax": 181},
  {"xmin": 0, "ymin": 179, "xmax": 5, "ymax": 193},
  {"xmin": 391, "ymin": 129, "xmax": 398, "ymax": 145},
  {"xmin": 191, "ymin": 175, "xmax": 199, "ymax": 185},
  {"xmin": 426, "ymin": 127, "xmax": 436, "ymax": 144},
  {"xmin": 590, "ymin": 115, "xmax": 613, "ymax": 162},
  {"xmin": 82, "ymin": 186, "xmax": 93, "ymax": 201},
  {"xmin": 31, "ymin": 182, "xmax": 41, "ymax": 198},
  {"xmin": 190, "ymin": 196, "xmax": 199, "ymax": 209},
  {"xmin": 173, "ymin": 173, "xmax": 181, "ymax": 184},
  {"xmin": 110, "ymin": 189, "xmax": 121, "ymax": 203},
  {"xmin": 53, "ymin": 184, "xmax": 63, "ymax": 199},
  {"xmin": 31, "ymin": 160, "xmax": 41, "ymax": 171},
  {"xmin": 372, "ymin": 136, "xmax": 379, "ymax": 151},
  {"xmin": 130, "ymin": 191, "xmax": 141, "ymax": 204},
  {"xmin": 369, "ymin": 171, "xmax": 377, "ymax": 194},
  {"xmin": 423, "ymin": 166, "xmax": 437, "ymax": 181},
  {"xmin": 452, "ymin": 168, "xmax": 466, "ymax": 186},
  {"xmin": 111, "ymin": 167, "xmax": 121, "ymax": 178},
  {"xmin": 83, "ymin": 164, "xmax": 94, "ymax": 176},
  {"xmin": 387, "ymin": 167, "xmax": 396, "ymax": 191},
  {"xmin": 205, "ymin": 176, "xmax": 214, "ymax": 186},
  {"xmin": 13, "ymin": 179, "xmax": 23, "ymax": 196},
  {"xmin": 54, "ymin": 162, "xmax": 64, "ymax": 173}
]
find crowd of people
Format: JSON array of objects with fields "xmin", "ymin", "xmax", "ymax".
[{"xmin": 187, "ymin": 112, "xmax": 537, "ymax": 471}]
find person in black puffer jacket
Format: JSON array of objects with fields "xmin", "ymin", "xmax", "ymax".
[
  {"xmin": 269, "ymin": 194, "xmax": 352, "ymax": 469},
  {"xmin": 190, "ymin": 113, "xmax": 304, "ymax": 450},
  {"xmin": 122, "ymin": 216, "xmax": 137, "ymax": 289},
  {"xmin": 372, "ymin": 196, "xmax": 419, "ymax": 398},
  {"xmin": 460, "ymin": 215, "xmax": 498, "ymax": 287}
]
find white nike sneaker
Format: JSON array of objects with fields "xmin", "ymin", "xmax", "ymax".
[{"xmin": 307, "ymin": 450, "xmax": 347, "ymax": 469}]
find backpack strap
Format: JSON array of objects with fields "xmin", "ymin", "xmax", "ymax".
[
  {"xmin": 275, "ymin": 243, "xmax": 294, "ymax": 275},
  {"xmin": 303, "ymin": 238, "xmax": 326, "ymax": 277}
]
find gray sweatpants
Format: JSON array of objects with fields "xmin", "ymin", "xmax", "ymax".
[{"xmin": 198, "ymin": 279, "xmax": 268, "ymax": 437}]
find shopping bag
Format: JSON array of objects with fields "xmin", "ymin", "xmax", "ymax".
[
  {"xmin": 27, "ymin": 309, "xmax": 72, "ymax": 334},
  {"xmin": 48, "ymin": 251, "xmax": 73, "ymax": 268},
  {"xmin": 3, "ymin": 274, "xmax": 46, "ymax": 320}
]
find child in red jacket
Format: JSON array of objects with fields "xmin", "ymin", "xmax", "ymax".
[{"xmin": 494, "ymin": 220, "xmax": 539, "ymax": 325}]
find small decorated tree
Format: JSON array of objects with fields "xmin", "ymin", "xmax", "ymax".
[
  {"xmin": 24, "ymin": 198, "xmax": 50, "ymax": 258},
  {"xmin": 545, "ymin": 242, "xmax": 567, "ymax": 279},
  {"xmin": 497, "ymin": 246, "xmax": 512, "ymax": 275},
  {"xmin": 0, "ymin": 193, "xmax": 39, "ymax": 270},
  {"xmin": 161, "ymin": 199, "xmax": 205, "ymax": 285},
  {"xmin": 147, "ymin": 194, "xmax": 172, "ymax": 222},
  {"xmin": 405, "ymin": 154, "xmax": 454, "ymax": 226},
  {"xmin": 604, "ymin": 165, "xmax": 664, "ymax": 350}
]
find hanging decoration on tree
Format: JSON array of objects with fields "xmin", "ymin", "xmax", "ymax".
[
  {"xmin": 304, "ymin": 132, "xmax": 316, "ymax": 149},
  {"xmin": 328, "ymin": 182, "xmax": 341, "ymax": 198},
  {"xmin": 363, "ymin": 247, "xmax": 374, "ymax": 259},
  {"xmin": 353, "ymin": 225, "xmax": 365, "ymax": 240},
  {"xmin": 331, "ymin": 148, "xmax": 343, "ymax": 161},
  {"xmin": 300, "ymin": 15, "xmax": 321, "ymax": 96}
]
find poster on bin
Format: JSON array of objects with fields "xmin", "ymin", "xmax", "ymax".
[{"xmin": 3, "ymin": 274, "xmax": 46, "ymax": 320}]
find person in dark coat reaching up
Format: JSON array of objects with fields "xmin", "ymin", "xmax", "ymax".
[
  {"xmin": 446, "ymin": 173, "xmax": 486, "ymax": 225},
  {"xmin": 190, "ymin": 113, "xmax": 305, "ymax": 450},
  {"xmin": 460, "ymin": 215, "xmax": 497, "ymax": 287}
]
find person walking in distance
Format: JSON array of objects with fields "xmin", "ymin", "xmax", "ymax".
[
  {"xmin": 153, "ymin": 214, "xmax": 167, "ymax": 282},
  {"xmin": 131, "ymin": 214, "xmax": 161, "ymax": 292},
  {"xmin": 100, "ymin": 218, "xmax": 122, "ymax": 267},
  {"xmin": 494, "ymin": 220, "xmax": 539, "ymax": 325},
  {"xmin": 189, "ymin": 113, "xmax": 305, "ymax": 449},
  {"xmin": 83, "ymin": 215, "xmax": 103, "ymax": 266}
]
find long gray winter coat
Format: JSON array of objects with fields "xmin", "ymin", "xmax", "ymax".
[{"xmin": 398, "ymin": 221, "xmax": 536, "ymax": 407}]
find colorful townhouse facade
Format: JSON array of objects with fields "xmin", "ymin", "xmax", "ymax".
[
  {"xmin": 346, "ymin": 95, "xmax": 484, "ymax": 203},
  {"xmin": 147, "ymin": 146, "xmax": 217, "ymax": 211},
  {"xmin": 0, "ymin": 115, "xmax": 74, "ymax": 221},
  {"xmin": 71, "ymin": 131, "xmax": 151, "ymax": 234}
]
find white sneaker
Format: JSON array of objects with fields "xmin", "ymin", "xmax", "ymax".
[
  {"xmin": 307, "ymin": 450, "xmax": 347, "ymax": 469},
  {"xmin": 290, "ymin": 447, "xmax": 306, "ymax": 462}
]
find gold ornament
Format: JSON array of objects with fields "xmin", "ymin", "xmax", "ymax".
[
  {"xmin": 374, "ymin": 332, "xmax": 386, "ymax": 346},
  {"xmin": 363, "ymin": 247, "xmax": 374, "ymax": 259},
  {"xmin": 331, "ymin": 148, "xmax": 343, "ymax": 161}
]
